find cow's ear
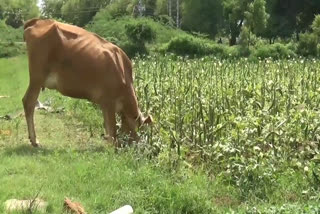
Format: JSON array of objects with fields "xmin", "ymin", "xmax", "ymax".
[{"xmin": 143, "ymin": 115, "xmax": 153, "ymax": 125}]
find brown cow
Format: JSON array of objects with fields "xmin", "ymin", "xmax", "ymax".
[{"xmin": 23, "ymin": 18, "xmax": 152, "ymax": 147}]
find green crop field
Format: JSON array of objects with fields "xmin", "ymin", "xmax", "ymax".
[{"xmin": 1, "ymin": 55, "xmax": 320, "ymax": 213}]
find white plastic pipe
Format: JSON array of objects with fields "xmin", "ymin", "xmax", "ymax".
[{"xmin": 110, "ymin": 205, "xmax": 133, "ymax": 214}]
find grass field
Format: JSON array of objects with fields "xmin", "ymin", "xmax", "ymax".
[
  {"xmin": 0, "ymin": 56, "xmax": 220, "ymax": 213},
  {"xmin": 1, "ymin": 55, "xmax": 320, "ymax": 213}
]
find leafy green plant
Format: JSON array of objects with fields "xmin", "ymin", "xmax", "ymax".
[
  {"xmin": 297, "ymin": 33, "xmax": 318, "ymax": 57},
  {"xmin": 0, "ymin": 42, "xmax": 25, "ymax": 58},
  {"xmin": 125, "ymin": 22, "xmax": 155, "ymax": 44},
  {"xmin": 252, "ymin": 43, "xmax": 296, "ymax": 59},
  {"xmin": 156, "ymin": 15, "xmax": 175, "ymax": 27}
]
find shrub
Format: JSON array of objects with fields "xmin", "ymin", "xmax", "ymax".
[
  {"xmin": 0, "ymin": 21, "xmax": 25, "ymax": 58},
  {"xmin": 125, "ymin": 22, "xmax": 155, "ymax": 44},
  {"xmin": 162, "ymin": 35, "xmax": 233, "ymax": 57},
  {"xmin": 156, "ymin": 15, "xmax": 175, "ymax": 27},
  {"xmin": 252, "ymin": 43, "xmax": 296, "ymax": 59},
  {"xmin": 123, "ymin": 22, "xmax": 155, "ymax": 57},
  {"xmin": 0, "ymin": 20, "xmax": 23, "ymax": 43},
  {"xmin": 163, "ymin": 35, "xmax": 203, "ymax": 56},
  {"xmin": 104, "ymin": 36, "xmax": 120, "ymax": 46},
  {"xmin": 0, "ymin": 42, "xmax": 25, "ymax": 58},
  {"xmin": 121, "ymin": 41, "xmax": 148, "ymax": 58},
  {"xmin": 297, "ymin": 33, "xmax": 318, "ymax": 57},
  {"xmin": 224, "ymin": 46, "xmax": 241, "ymax": 58}
]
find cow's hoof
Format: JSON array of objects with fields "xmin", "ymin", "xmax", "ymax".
[
  {"xmin": 114, "ymin": 142, "xmax": 121, "ymax": 148},
  {"xmin": 31, "ymin": 140, "xmax": 40, "ymax": 147}
]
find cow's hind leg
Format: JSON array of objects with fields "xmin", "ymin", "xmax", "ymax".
[
  {"xmin": 22, "ymin": 85, "xmax": 41, "ymax": 147},
  {"xmin": 101, "ymin": 104, "xmax": 118, "ymax": 147}
]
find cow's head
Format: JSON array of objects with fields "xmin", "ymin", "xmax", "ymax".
[
  {"xmin": 121, "ymin": 112, "xmax": 153, "ymax": 140},
  {"xmin": 136, "ymin": 113, "xmax": 153, "ymax": 127}
]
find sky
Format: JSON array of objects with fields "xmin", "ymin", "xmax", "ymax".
[{"xmin": 37, "ymin": 0, "xmax": 43, "ymax": 8}]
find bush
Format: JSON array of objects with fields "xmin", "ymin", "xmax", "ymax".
[
  {"xmin": 297, "ymin": 33, "xmax": 318, "ymax": 57},
  {"xmin": 163, "ymin": 35, "xmax": 204, "ymax": 56},
  {"xmin": 224, "ymin": 46, "xmax": 241, "ymax": 58},
  {"xmin": 125, "ymin": 22, "xmax": 155, "ymax": 44},
  {"xmin": 104, "ymin": 36, "xmax": 120, "ymax": 46},
  {"xmin": 121, "ymin": 41, "xmax": 148, "ymax": 58},
  {"xmin": 156, "ymin": 15, "xmax": 175, "ymax": 27},
  {"xmin": 162, "ymin": 35, "xmax": 235, "ymax": 57},
  {"xmin": 0, "ymin": 21, "xmax": 25, "ymax": 58},
  {"xmin": 0, "ymin": 20, "xmax": 23, "ymax": 43},
  {"xmin": 122, "ymin": 22, "xmax": 155, "ymax": 57},
  {"xmin": 252, "ymin": 43, "xmax": 296, "ymax": 59},
  {"xmin": 162, "ymin": 35, "xmax": 300, "ymax": 59},
  {"xmin": 0, "ymin": 42, "xmax": 26, "ymax": 58}
]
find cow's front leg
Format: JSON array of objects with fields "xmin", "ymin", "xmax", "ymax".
[
  {"xmin": 22, "ymin": 85, "xmax": 41, "ymax": 147},
  {"xmin": 102, "ymin": 105, "xmax": 118, "ymax": 147},
  {"xmin": 120, "ymin": 113, "xmax": 138, "ymax": 144}
]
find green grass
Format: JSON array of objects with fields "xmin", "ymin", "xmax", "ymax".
[
  {"xmin": 1, "ymin": 55, "xmax": 320, "ymax": 213},
  {"xmin": 0, "ymin": 56, "xmax": 221, "ymax": 213}
]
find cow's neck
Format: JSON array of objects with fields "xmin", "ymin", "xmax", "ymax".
[{"xmin": 124, "ymin": 86, "xmax": 141, "ymax": 119}]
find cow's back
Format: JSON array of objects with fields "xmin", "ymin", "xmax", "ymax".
[{"xmin": 24, "ymin": 19, "xmax": 134, "ymax": 104}]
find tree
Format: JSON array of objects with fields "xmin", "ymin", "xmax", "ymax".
[
  {"xmin": 168, "ymin": 0, "xmax": 172, "ymax": 17},
  {"xmin": 222, "ymin": 0, "xmax": 268, "ymax": 46},
  {"xmin": 42, "ymin": 0, "xmax": 111, "ymax": 26},
  {"xmin": 182, "ymin": 0, "xmax": 223, "ymax": 38},
  {"xmin": 144, "ymin": 0, "xmax": 157, "ymax": 16},
  {"xmin": 0, "ymin": 0, "xmax": 39, "ymax": 28},
  {"xmin": 155, "ymin": 0, "xmax": 167, "ymax": 15},
  {"xmin": 245, "ymin": 0, "xmax": 269, "ymax": 35},
  {"xmin": 0, "ymin": 1, "xmax": 5, "ymax": 20},
  {"xmin": 263, "ymin": 0, "xmax": 320, "ymax": 41},
  {"xmin": 176, "ymin": 0, "xmax": 180, "ymax": 27},
  {"xmin": 296, "ymin": 0, "xmax": 320, "ymax": 34},
  {"xmin": 222, "ymin": 0, "xmax": 250, "ymax": 45},
  {"xmin": 297, "ymin": 15, "xmax": 320, "ymax": 56},
  {"xmin": 102, "ymin": 0, "xmax": 137, "ymax": 19},
  {"xmin": 312, "ymin": 15, "xmax": 320, "ymax": 56},
  {"xmin": 311, "ymin": 14, "xmax": 320, "ymax": 37},
  {"xmin": 41, "ymin": 0, "xmax": 67, "ymax": 19},
  {"xmin": 240, "ymin": 0, "xmax": 269, "ymax": 48},
  {"xmin": 238, "ymin": 25, "xmax": 250, "ymax": 56},
  {"xmin": 61, "ymin": 0, "xmax": 111, "ymax": 26}
]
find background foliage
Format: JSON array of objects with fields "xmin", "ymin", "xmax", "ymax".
[{"xmin": 1, "ymin": 0, "xmax": 320, "ymax": 58}]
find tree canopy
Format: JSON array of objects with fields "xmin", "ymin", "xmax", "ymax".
[
  {"xmin": 38, "ymin": 0, "xmax": 320, "ymax": 43},
  {"xmin": 0, "ymin": 0, "xmax": 39, "ymax": 28},
  {"xmin": 181, "ymin": 0, "xmax": 223, "ymax": 38},
  {"xmin": 0, "ymin": 0, "xmax": 319, "ymax": 47}
]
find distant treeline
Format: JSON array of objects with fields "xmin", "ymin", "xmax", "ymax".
[
  {"xmin": 0, "ymin": 0, "xmax": 319, "ymax": 58},
  {"xmin": 1, "ymin": 0, "xmax": 320, "ymax": 44}
]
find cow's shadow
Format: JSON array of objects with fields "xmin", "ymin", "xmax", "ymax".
[
  {"xmin": 3, "ymin": 143, "xmax": 112, "ymax": 157},
  {"xmin": 3, "ymin": 144, "xmax": 53, "ymax": 156}
]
